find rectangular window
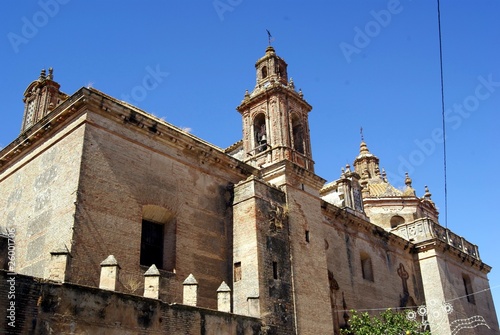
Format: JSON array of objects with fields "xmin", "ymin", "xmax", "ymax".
[
  {"xmin": 463, "ymin": 274, "xmax": 475, "ymax": 304},
  {"xmin": 273, "ymin": 261, "xmax": 278, "ymax": 280},
  {"xmin": 234, "ymin": 262, "xmax": 242, "ymax": 282},
  {"xmin": 140, "ymin": 220, "xmax": 164, "ymax": 269},
  {"xmin": 305, "ymin": 230, "xmax": 310, "ymax": 243}
]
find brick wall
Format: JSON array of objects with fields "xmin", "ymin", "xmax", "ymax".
[
  {"xmin": 321, "ymin": 204, "xmax": 422, "ymax": 331},
  {"xmin": 68, "ymin": 110, "xmax": 248, "ymax": 310}
]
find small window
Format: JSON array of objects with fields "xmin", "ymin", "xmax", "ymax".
[
  {"xmin": 140, "ymin": 220, "xmax": 164, "ymax": 268},
  {"xmin": 234, "ymin": 262, "xmax": 242, "ymax": 282},
  {"xmin": 463, "ymin": 274, "xmax": 475, "ymax": 304},
  {"xmin": 261, "ymin": 66, "xmax": 268, "ymax": 79},
  {"xmin": 272, "ymin": 261, "xmax": 278, "ymax": 280},
  {"xmin": 305, "ymin": 230, "xmax": 310, "ymax": 243},
  {"xmin": 360, "ymin": 252, "xmax": 374, "ymax": 282}
]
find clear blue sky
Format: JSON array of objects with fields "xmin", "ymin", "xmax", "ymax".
[{"xmin": 1, "ymin": 0, "xmax": 499, "ymax": 318}]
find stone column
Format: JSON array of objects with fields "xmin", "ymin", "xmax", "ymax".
[
  {"xmin": 144, "ymin": 264, "xmax": 160, "ymax": 299},
  {"xmin": 217, "ymin": 281, "xmax": 231, "ymax": 312},
  {"xmin": 99, "ymin": 255, "xmax": 120, "ymax": 291},
  {"xmin": 417, "ymin": 248, "xmax": 452, "ymax": 335},
  {"xmin": 183, "ymin": 274, "xmax": 198, "ymax": 306},
  {"xmin": 48, "ymin": 247, "xmax": 71, "ymax": 282}
]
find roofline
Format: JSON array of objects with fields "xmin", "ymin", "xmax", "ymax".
[{"xmin": 1, "ymin": 86, "xmax": 258, "ymax": 178}]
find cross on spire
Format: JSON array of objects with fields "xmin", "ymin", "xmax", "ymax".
[{"xmin": 266, "ymin": 29, "xmax": 274, "ymax": 46}]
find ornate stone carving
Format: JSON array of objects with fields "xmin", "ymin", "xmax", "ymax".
[{"xmin": 268, "ymin": 203, "xmax": 287, "ymax": 232}]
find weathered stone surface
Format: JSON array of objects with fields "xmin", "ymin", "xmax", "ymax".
[
  {"xmin": 0, "ymin": 48, "xmax": 498, "ymax": 335},
  {"xmin": 0, "ymin": 270, "xmax": 264, "ymax": 335}
]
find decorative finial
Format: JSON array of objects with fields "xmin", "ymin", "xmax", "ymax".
[
  {"xmin": 424, "ymin": 185, "xmax": 432, "ymax": 199},
  {"xmin": 405, "ymin": 172, "xmax": 412, "ymax": 187},
  {"xmin": 359, "ymin": 140, "xmax": 370, "ymax": 155},
  {"xmin": 289, "ymin": 77, "xmax": 295, "ymax": 89},
  {"xmin": 298, "ymin": 89, "xmax": 303, "ymax": 98},
  {"xmin": 48, "ymin": 67, "xmax": 54, "ymax": 80},
  {"xmin": 381, "ymin": 168, "xmax": 387, "ymax": 182},
  {"xmin": 40, "ymin": 69, "xmax": 46, "ymax": 80},
  {"xmin": 244, "ymin": 89, "xmax": 250, "ymax": 99},
  {"xmin": 360, "ymin": 127, "xmax": 364, "ymax": 142},
  {"xmin": 345, "ymin": 164, "xmax": 351, "ymax": 173}
]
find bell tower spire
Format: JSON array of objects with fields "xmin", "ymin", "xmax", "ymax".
[
  {"xmin": 21, "ymin": 68, "xmax": 66, "ymax": 133},
  {"xmin": 236, "ymin": 46, "xmax": 314, "ymax": 172}
]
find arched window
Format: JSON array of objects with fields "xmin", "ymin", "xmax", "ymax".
[
  {"xmin": 278, "ymin": 64, "xmax": 285, "ymax": 78},
  {"xmin": 253, "ymin": 113, "xmax": 267, "ymax": 152},
  {"xmin": 390, "ymin": 215, "xmax": 405, "ymax": 228},
  {"xmin": 291, "ymin": 115, "xmax": 304, "ymax": 154},
  {"xmin": 360, "ymin": 252, "xmax": 374, "ymax": 282},
  {"xmin": 261, "ymin": 66, "xmax": 268, "ymax": 79},
  {"xmin": 140, "ymin": 205, "xmax": 176, "ymax": 272}
]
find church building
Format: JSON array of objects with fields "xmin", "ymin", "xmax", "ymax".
[{"xmin": 0, "ymin": 46, "xmax": 498, "ymax": 334}]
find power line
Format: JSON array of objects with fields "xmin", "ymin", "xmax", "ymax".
[{"xmin": 437, "ymin": 0, "xmax": 448, "ymax": 229}]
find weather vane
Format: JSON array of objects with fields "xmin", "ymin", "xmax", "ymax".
[{"xmin": 266, "ymin": 29, "xmax": 274, "ymax": 46}]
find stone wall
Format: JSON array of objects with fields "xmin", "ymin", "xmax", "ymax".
[
  {"xmin": 0, "ymin": 114, "xmax": 86, "ymax": 278},
  {"xmin": 0, "ymin": 270, "xmax": 264, "ymax": 335},
  {"xmin": 232, "ymin": 176, "xmax": 294, "ymax": 334}
]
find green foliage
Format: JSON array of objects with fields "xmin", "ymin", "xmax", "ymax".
[{"xmin": 340, "ymin": 309, "xmax": 431, "ymax": 335}]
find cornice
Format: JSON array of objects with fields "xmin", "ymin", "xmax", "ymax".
[
  {"xmin": 1, "ymin": 87, "xmax": 258, "ymax": 179},
  {"xmin": 236, "ymin": 84, "xmax": 311, "ymax": 112},
  {"xmin": 414, "ymin": 239, "xmax": 491, "ymax": 274},
  {"xmin": 82, "ymin": 88, "xmax": 258, "ymax": 177}
]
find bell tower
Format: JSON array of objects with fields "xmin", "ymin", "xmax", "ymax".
[
  {"xmin": 233, "ymin": 46, "xmax": 334, "ymax": 334},
  {"xmin": 236, "ymin": 46, "xmax": 314, "ymax": 172},
  {"xmin": 21, "ymin": 68, "xmax": 66, "ymax": 133}
]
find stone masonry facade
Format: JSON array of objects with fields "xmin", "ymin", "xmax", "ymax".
[{"xmin": 0, "ymin": 47, "xmax": 498, "ymax": 334}]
